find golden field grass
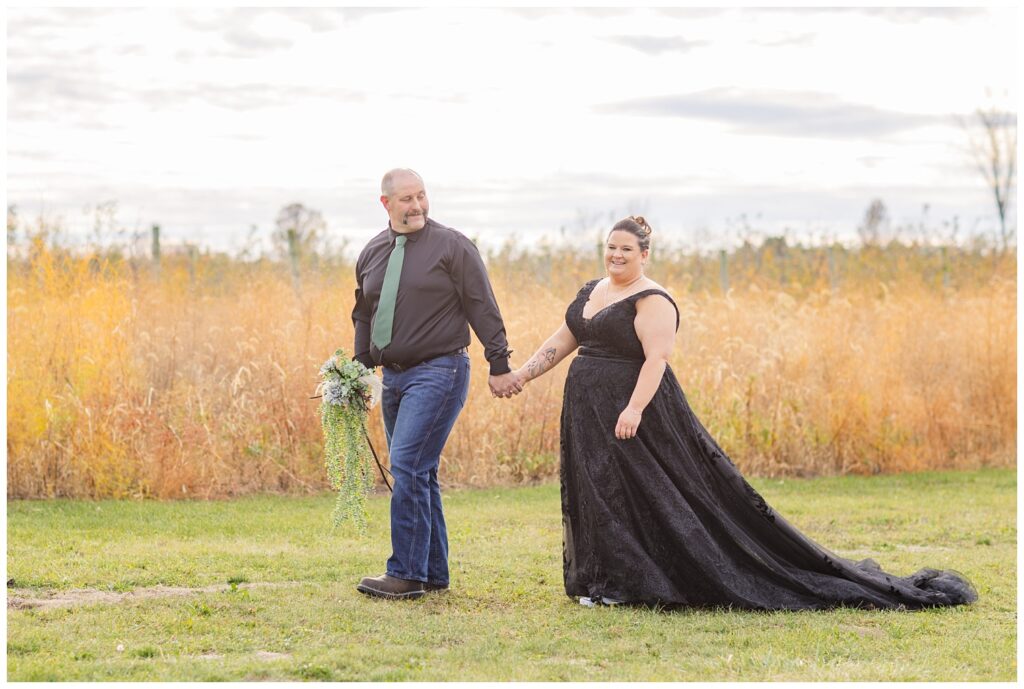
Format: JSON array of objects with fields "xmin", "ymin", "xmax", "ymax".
[{"xmin": 6, "ymin": 240, "xmax": 1016, "ymax": 498}]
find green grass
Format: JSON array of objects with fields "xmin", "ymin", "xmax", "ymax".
[{"xmin": 7, "ymin": 468, "xmax": 1016, "ymax": 681}]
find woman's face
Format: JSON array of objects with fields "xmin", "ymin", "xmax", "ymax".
[{"xmin": 605, "ymin": 230, "xmax": 648, "ymax": 280}]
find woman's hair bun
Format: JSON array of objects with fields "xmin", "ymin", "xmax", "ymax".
[
  {"xmin": 630, "ymin": 215, "xmax": 653, "ymax": 237},
  {"xmin": 611, "ymin": 215, "xmax": 653, "ymax": 250}
]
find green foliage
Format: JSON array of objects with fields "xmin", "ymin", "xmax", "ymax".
[
  {"xmin": 318, "ymin": 349, "xmax": 377, "ymax": 534},
  {"xmin": 185, "ymin": 601, "xmax": 213, "ymax": 617},
  {"xmin": 295, "ymin": 663, "xmax": 334, "ymax": 680}
]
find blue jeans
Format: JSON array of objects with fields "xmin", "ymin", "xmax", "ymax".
[{"xmin": 381, "ymin": 351, "xmax": 470, "ymax": 586}]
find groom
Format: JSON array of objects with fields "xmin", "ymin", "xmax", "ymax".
[{"xmin": 352, "ymin": 168, "xmax": 521, "ymax": 600}]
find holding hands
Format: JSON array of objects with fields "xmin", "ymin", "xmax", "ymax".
[
  {"xmin": 489, "ymin": 371, "xmax": 524, "ymax": 399},
  {"xmin": 493, "ymin": 322, "xmax": 577, "ymax": 400}
]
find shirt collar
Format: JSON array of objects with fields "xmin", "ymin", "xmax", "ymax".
[{"xmin": 387, "ymin": 221, "xmax": 427, "ymax": 244}]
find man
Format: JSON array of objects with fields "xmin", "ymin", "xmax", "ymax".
[{"xmin": 352, "ymin": 168, "xmax": 521, "ymax": 600}]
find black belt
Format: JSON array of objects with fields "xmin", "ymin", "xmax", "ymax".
[
  {"xmin": 577, "ymin": 347, "xmax": 643, "ymax": 364},
  {"xmin": 384, "ymin": 347, "xmax": 468, "ymax": 372}
]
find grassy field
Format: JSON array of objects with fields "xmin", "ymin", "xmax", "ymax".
[{"xmin": 6, "ymin": 468, "xmax": 1016, "ymax": 681}]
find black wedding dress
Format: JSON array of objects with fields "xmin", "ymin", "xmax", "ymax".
[{"xmin": 559, "ymin": 279, "xmax": 977, "ymax": 610}]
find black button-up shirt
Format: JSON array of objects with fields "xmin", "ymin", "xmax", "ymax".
[{"xmin": 352, "ymin": 218, "xmax": 512, "ymax": 375}]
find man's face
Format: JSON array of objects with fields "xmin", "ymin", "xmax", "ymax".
[{"xmin": 381, "ymin": 174, "xmax": 429, "ymax": 233}]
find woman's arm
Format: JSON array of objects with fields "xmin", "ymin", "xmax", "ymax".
[
  {"xmin": 615, "ymin": 294, "xmax": 677, "ymax": 440},
  {"xmin": 514, "ymin": 321, "xmax": 579, "ymax": 385}
]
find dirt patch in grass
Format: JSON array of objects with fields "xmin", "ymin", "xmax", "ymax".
[
  {"xmin": 7, "ymin": 582, "xmax": 303, "ymax": 611},
  {"xmin": 838, "ymin": 624, "xmax": 887, "ymax": 638}
]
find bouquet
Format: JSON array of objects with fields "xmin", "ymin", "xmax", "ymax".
[{"xmin": 316, "ymin": 348, "xmax": 383, "ymax": 533}]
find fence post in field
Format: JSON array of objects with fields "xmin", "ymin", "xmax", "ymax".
[
  {"xmin": 719, "ymin": 249, "xmax": 729, "ymax": 294},
  {"xmin": 151, "ymin": 224, "xmax": 161, "ymax": 280},
  {"xmin": 287, "ymin": 228, "xmax": 302, "ymax": 293},
  {"xmin": 828, "ymin": 245, "xmax": 838, "ymax": 292},
  {"xmin": 187, "ymin": 245, "xmax": 198, "ymax": 286},
  {"xmin": 941, "ymin": 246, "xmax": 951, "ymax": 290},
  {"xmin": 537, "ymin": 252, "xmax": 551, "ymax": 285}
]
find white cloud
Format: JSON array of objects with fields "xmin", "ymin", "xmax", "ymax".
[{"xmin": 6, "ymin": 6, "xmax": 1015, "ymax": 252}]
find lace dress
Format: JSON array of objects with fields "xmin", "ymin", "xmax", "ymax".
[{"xmin": 559, "ymin": 279, "xmax": 977, "ymax": 609}]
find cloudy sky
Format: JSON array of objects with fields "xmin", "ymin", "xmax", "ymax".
[{"xmin": 6, "ymin": 6, "xmax": 1018, "ymax": 255}]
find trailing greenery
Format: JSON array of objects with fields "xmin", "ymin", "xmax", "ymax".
[
  {"xmin": 318, "ymin": 349, "xmax": 379, "ymax": 533},
  {"xmin": 6, "ymin": 469, "xmax": 1015, "ymax": 681}
]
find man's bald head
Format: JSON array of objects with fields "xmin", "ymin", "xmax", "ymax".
[{"xmin": 381, "ymin": 168, "xmax": 424, "ymax": 198}]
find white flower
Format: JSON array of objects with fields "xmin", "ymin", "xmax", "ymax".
[
  {"xmin": 319, "ymin": 358, "xmax": 339, "ymax": 378},
  {"xmin": 324, "ymin": 381, "xmax": 347, "ymax": 406},
  {"xmin": 359, "ymin": 372, "xmax": 383, "ymax": 408}
]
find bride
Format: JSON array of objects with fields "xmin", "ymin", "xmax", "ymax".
[{"xmin": 510, "ymin": 216, "xmax": 977, "ymax": 609}]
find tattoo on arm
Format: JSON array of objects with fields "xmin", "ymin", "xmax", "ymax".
[{"xmin": 527, "ymin": 347, "xmax": 557, "ymax": 380}]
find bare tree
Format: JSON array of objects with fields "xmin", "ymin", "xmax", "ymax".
[
  {"xmin": 7, "ymin": 204, "xmax": 18, "ymax": 244},
  {"xmin": 274, "ymin": 203, "xmax": 326, "ymax": 290},
  {"xmin": 273, "ymin": 203, "xmax": 326, "ymax": 255},
  {"xmin": 857, "ymin": 199, "xmax": 888, "ymax": 247},
  {"xmin": 962, "ymin": 107, "xmax": 1017, "ymax": 252}
]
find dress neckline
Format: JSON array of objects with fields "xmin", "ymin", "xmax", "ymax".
[{"xmin": 580, "ymin": 279, "xmax": 670, "ymax": 322}]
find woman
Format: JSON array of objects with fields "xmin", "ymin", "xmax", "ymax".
[{"xmin": 512, "ymin": 216, "xmax": 977, "ymax": 610}]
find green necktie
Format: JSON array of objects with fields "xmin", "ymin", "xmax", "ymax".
[{"xmin": 371, "ymin": 234, "xmax": 407, "ymax": 351}]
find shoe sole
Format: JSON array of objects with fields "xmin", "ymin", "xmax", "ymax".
[{"xmin": 356, "ymin": 583, "xmax": 426, "ymax": 600}]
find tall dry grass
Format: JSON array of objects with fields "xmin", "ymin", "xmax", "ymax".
[{"xmin": 7, "ymin": 239, "xmax": 1016, "ymax": 498}]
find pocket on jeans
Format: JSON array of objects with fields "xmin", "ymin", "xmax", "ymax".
[{"xmin": 421, "ymin": 356, "xmax": 459, "ymax": 373}]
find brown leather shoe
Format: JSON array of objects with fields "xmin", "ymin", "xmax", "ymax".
[
  {"xmin": 356, "ymin": 574, "xmax": 426, "ymax": 600},
  {"xmin": 424, "ymin": 582, "xmax": 449, "ymax": 592}
]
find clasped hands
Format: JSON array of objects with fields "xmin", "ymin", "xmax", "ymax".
[
  {"xmin": 488, "ymin": 371, "xmax": 524, "ymax": 399},
  {"xmin": 489, "ymin": 371, "xmax": 642, "ymax": 437}
]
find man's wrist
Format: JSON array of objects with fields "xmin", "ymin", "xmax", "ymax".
[
  {"xmin": 354, "ymin": 353, "xmax": 376, "ymax": 369},
  {"xmin": 488, "ymin": 358, "xmax": 512, "ymax": 376}
]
